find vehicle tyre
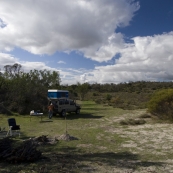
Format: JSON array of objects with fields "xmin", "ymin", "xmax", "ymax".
[
  {"xmin": 61, "ymin": 110, "xmax": 66, "ymax": 117},
  {"xmin": 76, "ymin": 109, "xmax": 80, "ymax": 115}
]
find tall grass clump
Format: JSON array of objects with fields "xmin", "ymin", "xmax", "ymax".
[{"xmin": 147, "ymin": 89, "xmax": 173, "ymax": 120}]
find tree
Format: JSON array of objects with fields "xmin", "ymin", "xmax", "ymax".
[
  {"xmin": 106, "ymin": 94, "xmax": 112, "ymax": 101},
  {"xmin": 1, "ymin": 64, "xmax": 61, "ymax": 114},
  {"xmin": 4, "ymin": 63, "xmax": 22, "ymax": 78},
  {"xmin": 77, "ymin": 82, "xmax": 89, "ymax": 100}
]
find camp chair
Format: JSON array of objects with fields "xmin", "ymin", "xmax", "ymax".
[
  {"xmin": 6, "ymin": 118, "xmax": 20, "ymax": 137},
  {"xmin": 0, "ymin": 127, "xmax": 6, "ymax": 138}
]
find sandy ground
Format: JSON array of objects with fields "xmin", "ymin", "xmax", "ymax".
[{"xmin": 95, "ymin": 110, "xmax": 173, "ymax": 173}]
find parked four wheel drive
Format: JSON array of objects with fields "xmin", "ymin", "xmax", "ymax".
[{"xmin": 49, "ymin": 98, "xmax": 81, "ymax": 117}]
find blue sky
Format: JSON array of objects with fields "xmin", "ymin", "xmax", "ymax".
[{"xmin": 0, "ymin": 0, "xmax": 173, "ymax": 84}]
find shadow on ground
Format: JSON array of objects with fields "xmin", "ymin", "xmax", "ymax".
[
  {"xmin": 0, "ymin": 144, "xmax": 166, "ymax": 173},
  {"xmin": 39, "ymin": 147, "xmax": 165, "ymax": 172},
  {"xmin": 82, "ymin": 107, "xmax": 108, "ymax": 111},
  {"xmin": 66, "ymin": 113, "xmax": 104, "ymax": 119}
]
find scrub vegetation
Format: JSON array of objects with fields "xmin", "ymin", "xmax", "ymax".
[
  {"xmin": 147, "ymin": 89, "xmax": 173, "ymax": 120},
  {"xmin": 1, "ymin": 64, "xmax": 173, "ymax": 117}
]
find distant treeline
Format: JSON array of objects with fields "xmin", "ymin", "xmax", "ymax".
[
  {"xmin": 65, "ymin": 80, "xmax": 173, "ymax": 94},
  {"xmin": 0, "ymin": 63, "xmax": 173, "ymax": 114}
]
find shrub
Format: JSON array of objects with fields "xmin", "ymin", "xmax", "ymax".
[
  {"xmin": 106, "ymin": 94, "xmax": 112, "ymax": 101},
  {"xmin": 93, "ymin": 92, "xmax": 99, "ymax": 96},
  {"xmin": 147, "ymin": 89, "xmax": 173, "ymax": 120},
  {"xmin": 95, "ymin": 98, "xmax": 103, "ymax": 104}
]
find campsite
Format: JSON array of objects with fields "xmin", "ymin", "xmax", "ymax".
[
  {"xmin": 1, "ymin": 68, "xmax": 173, "ymax": 173},
  {"xmin": 1, "ymin": 0, "xmax": 173, "ymax": 172},
  {"xmin": 1, "ymin": 77, "xmax": 173, "ymax": 173},
  {"xmin": 1, "ymin": 99, "xmax": 173, "ymax": 173}
]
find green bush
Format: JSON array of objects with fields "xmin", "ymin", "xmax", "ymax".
[
  {"xmin": 93, "ymin": 92, "xmax": 99, "ymax": 96},
  {"xmin": 95, "ymin": 98, "xmax": 103, "ymax": 104},
  {"xmin": 147, "ymin": 89, "xmax": 173, "ymax": 120},
  {"xmin": 106, "ymin": 94, "xmax": 112, "ymax": 101}
]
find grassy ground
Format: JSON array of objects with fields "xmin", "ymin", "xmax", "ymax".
[{"xmin": 0, "ymin": 101, "xmax": 173, "ymax": 173}]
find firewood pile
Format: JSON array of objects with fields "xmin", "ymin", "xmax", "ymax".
[
  {"xmin": 33, "ymin": 135, "xmax": 50, "ymax": 145},
  {"xmin": 0, "ymin": 138, "xmax": 13, "ymax": 159},
  {"xmin": 0, "ymin": 138, "xmax": 42, "ymax": 163}
]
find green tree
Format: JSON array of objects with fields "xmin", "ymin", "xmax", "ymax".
[
  {"xmin": 1, "ymin": 64, "xmax": 61, "ymax": 114},
  {"xmin": 4, "ymin": 63, "xmax": 22, "ymax": 78},
  {"xmin": 106, "ymin": 94, "xmax": 112, "ymax": 101},
  {"xmin": 77, "ymin": 82, "xmax": 89, "ymax": 100}
]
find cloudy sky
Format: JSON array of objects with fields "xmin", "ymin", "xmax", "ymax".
[{"xmin": 0, "ymin": 0, "xmax": 173, "ymax": 84}]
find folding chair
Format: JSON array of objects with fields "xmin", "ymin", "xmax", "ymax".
[
  {"xmin": 7, "ymin": 118, "xmax": 20, "ymax": 137},
  {"xmin": 0, "ymin": 127, "xmax": 6, "ymax": 138}
]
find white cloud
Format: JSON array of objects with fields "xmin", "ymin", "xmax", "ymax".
[
  {"xmin": 1, "ymin": 0, "xmax": 173, "ymax": 84},
  {"xmin": 0, "ymin": 51, "xmax": 87, "ymax": 84},
  {"xmin": 57, "ymin": 61, "xmax": 66, "ymax": 64},
  {"xmin": 0, "ymin": 18, "xmax": 7, "ymax": 28},
  {"xmin": 82, "ymin": 32, "xmax": 173, "ymax": 83},
  {"xmin": 1, "ymin": 31, "xmax": 173, "ymax": 84},
  {"xmin": 0, "ymin": 52, "xmax": 90, "ymax": 85},
  {"xmin": 20, "ymin": 61, "xmax": 57, "ymax": 72},
  {"xmin": 0, "ymin": 0, "xmax": 139, "ymax": 62},
  {"xmin": 0, "ymin": 53, "xmax": 19, "ymax": 73},
  {"xmin": 0, "ymin": 52, "xmax": 58, "ymax": 73},
  {"xmin": 81, "ymin": 32, "xmax": 125, "ymax": 62},
  {"xmin": 59, "ymin": 68, "xmax": 92, "ymax": 85},
  {"xmin": 0, "ymin": 28, "xmax": 173, "ymax": 85},
  {"xmin": 0, "ymin": 53, "xmax": 18, "ymax": 65}
]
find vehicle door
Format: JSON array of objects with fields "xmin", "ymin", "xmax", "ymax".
[
  {"xmin": 64, "ymin": 99, "xmax": 70, "ymax": 112},
  {"xmin": 58, "ymin": 99, "xmax": 65, "ymax": 112},
  {"xmin": 52, "ymin": 100, "xmax": 59, "ymax": 113},
  {"xmin": 69, "ymin": 100, "xmax": 76, "ymax": 112}
]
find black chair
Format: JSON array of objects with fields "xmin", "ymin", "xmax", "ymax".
[{"xmin": 7, "ymin": 118, "xmax": 20, "ymax": 137}]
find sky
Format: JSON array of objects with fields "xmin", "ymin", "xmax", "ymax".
[{"xmin": 0, "ymin": 0, "xmax": 173, "ymax": 85}]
